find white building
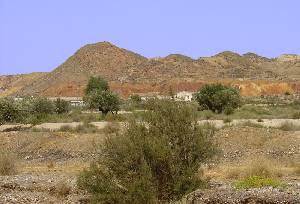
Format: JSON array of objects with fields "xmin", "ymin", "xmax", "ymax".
[{"xmin": 175, "ymin": 91, "xmax": 194, "ymax": 101}]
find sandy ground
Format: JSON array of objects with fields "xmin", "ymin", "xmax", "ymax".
[
  {"xmin": 200, "ymin": 119, "xmax": 300, "ymax": 129},
  {"xmin": 2, "ymin": 119, "xmax": 300, "ymax": 132}
]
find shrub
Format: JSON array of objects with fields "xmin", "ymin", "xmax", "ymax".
[
  {"xmin": 0, "ymin": 152, "xmax": 17, "ymax": 175},
  {"xmin": 104, "ymin": 112, "xmax": 126, "ymax": 122},
  {"xmin": 0, "ymin": 98, "xmax": 26, "ymax": 124},
  {"xmin": 31, "ymin": 97, "xmax": 55, "ymax": 114},
  {"xmin": 73, "ymin": 123, "xmax": 99, "ymax": 133},
  {"xmin": 278, "ymin": 122, "xmax": 300, "ymax": 131},
  {"xmin": 241, "ymin": 121, "xmax": 264, "ymax": 128},
  {"xmin": 78, "ymin": 100, "xmax": 216, "ymax": 203},
  {"xmin": 198, "ymin": 110, "xmax": 215, "ymax": 120},
  {"xmin": 223, "ymin": 118, "xmax": 232, "ymax": 123},
  {"xmin": 130, "ymin": 94, "xmax": 142, "ymax": 103},
  {"xmin": 59, "ymin": 125, "xmax": 73, "ymax": 132},
  {"xmin": 194, "ymin": 84, "xmax": 240, "ymax": 114},
  {"xmin": 55, "ymin": 98, "xmax": 70, "ymax": 114},
  {"xmin": 235, "ymin": 176, "xmax": 282, "ymax": 189},
  {"xmin": 292, "ymin": 112, "xmax": 300, "ymax": 119},
  {"xmin": 50, "ymin": 182, "xmax": 71, "ymax": 197},
  {"xmin": 102, "ymin": 122, "xmax": 120, "ymax": 135}
]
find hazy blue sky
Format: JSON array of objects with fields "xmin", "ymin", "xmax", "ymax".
[{"xmin": 0, "ymin": 0, "xmax": 299, "ymax": 75}]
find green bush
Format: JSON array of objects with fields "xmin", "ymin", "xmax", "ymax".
[
  {"xmin": 78, "ymin": 100, "xmax": 216, "ymax": 203},
  {"xmin": 55, "ymin": 98, "xmax": 70, "ymax": 114},
  {"xmin": 194, "ymin": 84, "xmax": 240, "ymax": 114},
  {"xmin": 0, "ymin": 98, "xmax": 26, "ymax": 124},
  {"xmin": 31, "ymin": 97, "xmax": 55, "ymax": 114},
  {"xmin": 235, "ymin": 176, "xmax": 282, "ymax": 189}
]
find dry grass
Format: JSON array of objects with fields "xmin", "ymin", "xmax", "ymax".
[
  {"xmin": 102, "ymin": 122, "xmax": 120, "ymax": 134},
  {"xmin": 278, "ymin": 122, "xmax": 300, "ymax": 131},
  {"xmin": 222, "ymin": 157, "xmax": 282, "ymax": 180},
  {"xmin": 0, "ymin": 152, "xmax": 17, "ymax": 175},
  {"xmin": 49, "ymin": 181, "xmax": 71, "ymax": 197}
]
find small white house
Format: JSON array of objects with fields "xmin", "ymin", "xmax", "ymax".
[{"xmin": 175, "ymin": 91, "xmax": 194, "ymax": 101}]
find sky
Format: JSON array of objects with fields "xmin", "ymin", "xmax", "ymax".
[{"xmin": 0, "ymin": 0, "xmax": 299, "ymax": 75}]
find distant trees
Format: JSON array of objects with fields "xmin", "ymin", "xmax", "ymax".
[
  {"xmin": 194, "ymin": 84, "xmax": 241, "ymax": 114},
  {"xmin": 0, "ymin": 96, "xmax": 71, "ymax": 125},
  {"xmin": 84, "ymin": 76, "xmax": 120, "ymax": 115}
]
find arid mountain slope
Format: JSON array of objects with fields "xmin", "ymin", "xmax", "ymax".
[
  {"xmin": 0, "ymin": 73, "xmax": 46, "ymax": 97},
  {"xmin": 2, "ymin": 42, "xmax": 300, "ymax": 97}
]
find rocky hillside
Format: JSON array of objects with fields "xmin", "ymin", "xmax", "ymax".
[
  {"xmin": 0, "ymin": 73, "xmax": 46, "ymax": 97},
  {"xmin": 1, "ymin": 42, "xmax": 300, "ymax": 97}
]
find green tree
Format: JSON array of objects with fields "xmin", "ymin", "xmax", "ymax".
[
  {"xmin": 78, "ymin": 100, "xmax": 216, "ymax": 203},
  {"xmin": 85, "ymin": 76, "xmax": 109, "ymax": 95},
  {"xmin": 85, "ymin": 90, "xmax": 120, "ymax": 115},
  {"xmin": 194, "ymin": 84, "xmax": 240, "ymax": 114},
  {"xmin": 85, "ymin": 76, "xmax": 120, "ymax": 115}
]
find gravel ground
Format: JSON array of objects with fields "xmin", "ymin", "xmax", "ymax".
[
  {"xmin": 183, "ymin": 181, "xmax": 300, "ymax": 204},
  {"xmin": 0, "ymin": 124, "xmax": 299, "ymax": 203},
  {"xmin": 0, "ymin": 173, "xmax": 88, "ymax": 204}
]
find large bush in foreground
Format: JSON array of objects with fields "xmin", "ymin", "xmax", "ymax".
[
  {"xmin": 194, "ymin": 84, "xmax": 241, "ymax": 114},
  {"xmin": 78, "ymin": 100, "xmax": 215, "ymax": 203}
]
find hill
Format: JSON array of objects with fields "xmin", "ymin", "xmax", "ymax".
[
  {"xmin": 1, "ymin": 42, "xmax": 300, "ymax": 97},
  {"xmin": 0, "ymin": 73, "xmax": 46, "ymax": 97}
]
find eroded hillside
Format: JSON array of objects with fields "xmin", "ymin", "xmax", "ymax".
[{"xmin": 1, "ymin": 42, "xmax": 299, "ymax": 97}]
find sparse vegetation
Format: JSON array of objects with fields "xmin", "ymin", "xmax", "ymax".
[
  {"xmin": 0, "ymin": 152, "xmax": 17, "ymax": 176},
  {"xmin": 278, "ymin": 122, "xmax": 300, "ymax": 131},
  {"xmin": 292, "ymin": 112, "xmax": 300, "ymax": 119},
  {"xmin": 224, "ymin": 158, "xmax": 282, "ymax": 180},
  {"xmin": 235, "ymin": 176, "xmax": 282, "ymax": 189},
  {"xmin": 58, "ymin": 122, "xmax": 100, "ymax": 133},
  {"xmin": 102, "ymin": 122, "xmax": 120, "ymax": 135},
  {"xmin": 223, "ymin": 117, "xmax": 232, "ymax": 123},
  {"xmin": 78, "ymin": 100, "xmax": 216, "ymax": 203},
  {"xmin": 50, "ymin": 182, "xmax": 71, "ymax": 197}
]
